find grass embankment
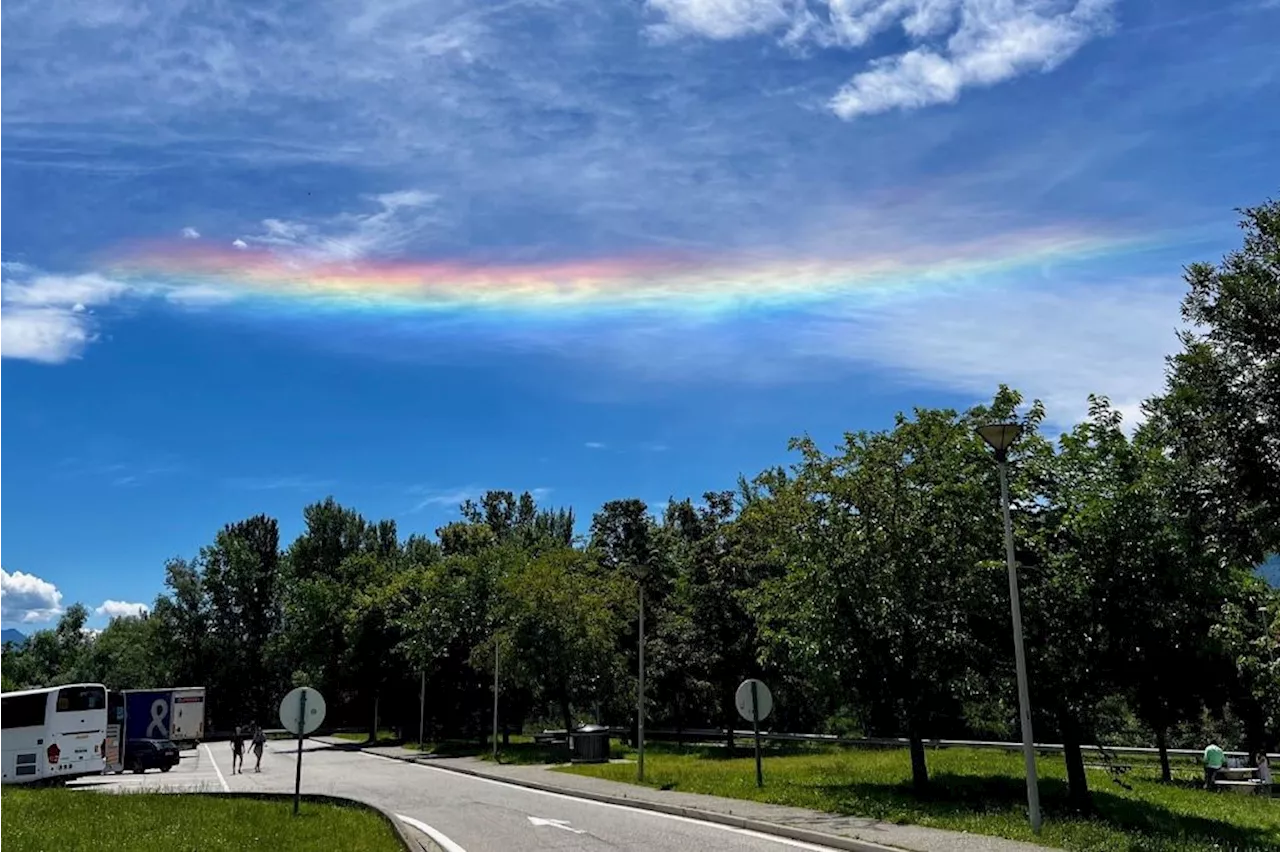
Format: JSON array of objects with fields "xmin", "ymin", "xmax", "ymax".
[
  {"xmin": 1, "ymin": 787, "xmax": 403, "ymax": 852},
  {"xmin": 560, "ymin": 742, "xmax": 1280, "ymax": 852},
  {"xmin": 333, "ymin": 730, "xmax": 600, "ymax": 765}
]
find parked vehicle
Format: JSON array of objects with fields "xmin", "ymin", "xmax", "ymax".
[
  {"xmin": 124, "ymin": 738, "xmax": 180, "ymax": 773},
  {"xmin": 105, "ymin": 687, "xmax": 206, "ymax": 774},
  {"xmin": 1, "ymin": 684, "xmax": 108, "ymax": 784}
]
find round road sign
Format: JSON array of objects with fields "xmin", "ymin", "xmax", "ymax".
[
  {"xmin": 279, "ymin": 687, "xmax": 327, "ymax": 736},
  {"xmin": 735, "ymin": 679, "xmax": 773, "ymax": 723}
]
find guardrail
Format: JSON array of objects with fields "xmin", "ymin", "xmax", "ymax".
[{"xmin": 585, "ymin": 727, "xmax": 1278, "ymax": 762}]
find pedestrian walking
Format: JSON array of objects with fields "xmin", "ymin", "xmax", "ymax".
[
  {"xmin": 231, "ymin": 726, "xmax": 246, "ymax": 775},
  {"xmin": 252, "ymin": 722, "xmax": 266, "ymax": 773}
]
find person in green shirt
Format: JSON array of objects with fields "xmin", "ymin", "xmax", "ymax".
[{"xmin": 1204, "ymin": 743, "xmax": 1225, "ymax": 789}]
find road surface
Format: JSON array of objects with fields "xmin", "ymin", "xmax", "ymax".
[{"xmin": 78, "ymin": 739, "xmax": 844, "ymax": 852}]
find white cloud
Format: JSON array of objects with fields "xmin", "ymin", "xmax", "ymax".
[
  {"xmin": 181, "ymin": 226, "xmax": 201, "ymax": 239},
  {"xmin": 408, "ymin": 485, "xmax": 483, "ymax": 513},
  {"xmin": 516, "ymin": 275, "xmax": 1183, "ymax": 430},
  {"xmin": 223, "ymin": 475, "xmax": 336, "ymax": 491},
  {"xmin": 584, "ymin": 441, "xmax": 607, "ymax": 449},
  {"xmin": 231, "ymin": 239, "xmax": 249, "ymax": 250},
  {"xmin": 796, "ymin": 278, "xmax": 1184, "ymax": 427},
  {"xmin": 647, "ymin": 0, "xmax": 1116, "ymax": 119},
  {"xmin": 1, "ymin": 568, "xmax": 65, "ymax": 624},
  {"xmin": 163, "ymin": 284, "xmax": 239, "ymax": 307},
  {"xmin": 95, "ymin": 600, "xmax": 149, "ymax": 619},
  {"xmin": 829, "ymin": 0, "xmax": 1116, "ymax": 119},
  {"xmin": 243, "ymin": 191, "xmax": 440, "ymax": 262},
  {"xmin": 646, "ymin": 0, "xmax": 799, "ymax": 40},
  {"xmin": 1, "ymin": 272, "xmax": 133, "ymax": 363}
]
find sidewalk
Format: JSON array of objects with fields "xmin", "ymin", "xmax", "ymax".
[{"xmin": 317, "ymin": 737, "xmax": 1048, "ymax": 852}]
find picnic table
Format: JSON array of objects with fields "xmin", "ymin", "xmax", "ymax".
[{"xmin": 1214, "ymin": 765, "xmax": 1273, "ymax": 795}]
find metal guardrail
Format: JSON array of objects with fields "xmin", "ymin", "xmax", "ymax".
[{"xmin": 616, "ymin": 727, "xmax": 1280, "ymax": 761}]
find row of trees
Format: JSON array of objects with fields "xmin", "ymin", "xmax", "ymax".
[{"xmin": 5, "ymin": 200, "xmax": 1278, "ymax": 812}]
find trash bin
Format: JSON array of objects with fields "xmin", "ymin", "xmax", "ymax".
[{"xmin": 570, "ymin": 725, "xmax": 610, "ymax": 764}]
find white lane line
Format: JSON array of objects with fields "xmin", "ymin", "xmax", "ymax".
[
  {"xmin": 202, "ymin": 743, "xmax": 230, "ymax": 792},
  {"xmin": 358, "ymin": 749, "xmax": 854, "ymax": 852},
  {"xmin": 396, "ymin": 813, "xmax": 468, "ymax": 852}
]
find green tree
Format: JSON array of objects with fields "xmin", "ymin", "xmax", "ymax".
[
  {"xmin": 1149, "ymin": 199, "xmax": 1280, "ymax": 567},
  {"xmin": 496, "ymin": 547, "xmax": 625, "ymax": 757},
  {"xmin": 760, "ymin": 401, "xmax": 1010, "ymax": 791}
]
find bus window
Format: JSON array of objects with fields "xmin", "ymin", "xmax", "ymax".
[
  {"xmin": 1, "ymin": 693, "xmax": 48, "ymax": 729},
  {"xmin": 56, "ymin": 686, "xmax": 106, "ymax": 712}
]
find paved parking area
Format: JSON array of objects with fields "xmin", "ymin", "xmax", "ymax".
[{"xmin": 69, "ymin": 744, "xmax": 229, "ymax": 794}]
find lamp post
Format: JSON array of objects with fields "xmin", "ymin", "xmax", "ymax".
[
  {"xmin": 634, "ymin": 562, "xmax": 650, "ymax": 783},
  {"xmin": 977, "ymin": 422, "xmax": 1042, "ymax": 835},
  {"xmin": 493, "ymin": 635, "xmax": 501, "ymax": 762}
]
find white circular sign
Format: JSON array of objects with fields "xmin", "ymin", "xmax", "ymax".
[
  {"xmin": 735, "ymin": 679, "xmax": 772, "ymax": 723},
  {"xmin": 279, "ymin": 687, "xmax": 327, "ymax": 736}
]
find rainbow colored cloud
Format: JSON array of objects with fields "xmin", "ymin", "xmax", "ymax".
[{"xmin": 103, "ymin": 226, "xmax": 1163, "ymax": 322}]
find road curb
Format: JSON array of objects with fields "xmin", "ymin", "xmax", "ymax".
[{"xmin": 356, "ymin": 746, "xmax": 907, "ymax": 852}]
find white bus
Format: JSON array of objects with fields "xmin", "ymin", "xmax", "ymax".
[{"xmin": 1, "ymin": 684, "xmax": 108, "ymax": 784}]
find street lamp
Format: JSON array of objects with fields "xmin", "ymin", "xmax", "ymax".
[
  {"xmin": 634, "ymin": 562, "xmax": 650, "ymax": 783},
  {"xmin": 977, "ymin": 422, "xmax": 1042, "ymax": 834}
]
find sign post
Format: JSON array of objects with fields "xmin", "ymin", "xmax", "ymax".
[
  {"xmin": 279, "ymin": 687, "xmax": 327, "ymax": 816},
  {"xmin": 735, "ymin": 679, "xmax": 772, "ymax": 789}
]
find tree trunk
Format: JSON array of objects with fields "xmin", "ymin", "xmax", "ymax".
[
  {"xmin": 1061, "ymin": 714, "xmax": 1091, "ymax": 812},
  {"xmin": 368, "ymin": 694, "xmax": 380, "ymax": 744},
  {"xmin": 908, "ymin": 723, "xmax": 929, "ymax": 793},
  {"xmin": 560, "ymin": 693, "xmax": 573, "ymax": 763},
  {"xmin": 1156, "ymin": 725, "xmax": 1172, "ymax": 783},
  {"xmin": 724, "ymin": 682, "xmax": 736, "ymax": 756}
]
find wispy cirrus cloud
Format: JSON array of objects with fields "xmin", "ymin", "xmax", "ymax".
[
  {"xmin": 222, "ymin": 475, "xmax": 336, "ymax": 492},
  {"xmin": 238, "ymin": 191, "xmax": 441, "ymax": 262},
  {"xmin": 405, "ymin": 484, "xmax": 555, "ymax": 514}
]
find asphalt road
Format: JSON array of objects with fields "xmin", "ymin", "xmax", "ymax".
[{"xmin": 146, "ymin": 739, "xmax": 842, "ymax": 852}]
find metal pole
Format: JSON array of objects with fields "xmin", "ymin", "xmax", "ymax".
[
  {"xmin": 999, "ymin": 456, "xmax": 1042, "ymax": 834},
  {"xmin": 418, "ymin": 671, "xmax": 425, "ymax": 751},
  {"xmin": 493, "ymin": 638, "xmax": 500, "ymax": 762},
  {"xmin": 751, "ymin": 682, "xmax": 763, "ymax": 788},
  {"xmin": 293, "ymin": 690, "xmax": 307, "ymax": 816},
  {"xmin": 638, "ymin": 582, "xmax": 646, "ymax": 783}
]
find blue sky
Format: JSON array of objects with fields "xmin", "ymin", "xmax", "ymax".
[{"xmin": 2, "ymin": 0, "xmax": 1278, "ymax": 629}]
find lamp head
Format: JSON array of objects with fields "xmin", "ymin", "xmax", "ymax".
[{"xmin": 977, "ymin": 422, "xmax": 1024, "ymax": 457}]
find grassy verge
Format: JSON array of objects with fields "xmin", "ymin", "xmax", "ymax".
[
  {"xmin": 559, "ymin": 743, "xmax": 1280, "ymax": 852},
  {"xmin": 1, "ymin": 787, "xmax": 403, "ymax": 852},
  {"xmin": 405, "ymin": 734, "xmax": 611, "ymax": 765},
  {"xmin": 331, "ymin": 729, "xmax": 400, "ymax": 745}
]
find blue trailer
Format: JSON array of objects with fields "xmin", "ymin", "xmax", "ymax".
[{"xmin": 108, "ymin": 687, "xmax": 206, "ymax": 773}]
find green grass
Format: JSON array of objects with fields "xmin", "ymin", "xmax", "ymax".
[
  {"xmin": 332, "ymin": 729, "xmax": 399, "ymax": 745},
  {"xmin": 559, "ymin": 743, "xmax": 1280, "ymax": 852},
  {"xmin": 0, "ymin": 787, "xmax": 403, "ymax": 852}
]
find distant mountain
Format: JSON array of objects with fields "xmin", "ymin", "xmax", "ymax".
[{"xmin": 1, "ymin": 628, "xmax": 27, "ymax": 647}]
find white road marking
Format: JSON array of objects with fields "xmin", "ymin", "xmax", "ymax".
[
  {"xmin": 202, "ymin": 743, "xmax": 230, "ymax": 792},
  {"xmin": 396, "ymin": 813, "xmax": 468, "ymax": 852},
  {"xmin": 528, "ymin": 816, "xmax": 585, "ymax": 833},
  {"xmin": 357, "ymin": 748, "xmax": 858, "ymax": 852}
]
